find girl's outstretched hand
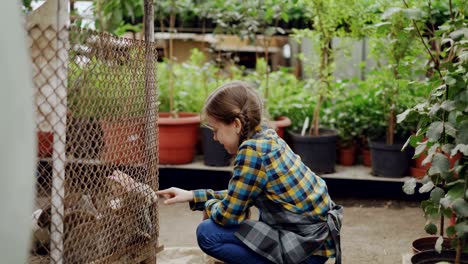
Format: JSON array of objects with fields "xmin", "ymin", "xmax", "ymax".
[{"xmin": 156, "ymin": 187, "xmax": 194, "ymax": 205}]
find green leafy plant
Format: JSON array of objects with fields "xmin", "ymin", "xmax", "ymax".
[
  {"xmin": 325, "ymin": 80, "xmax": 363, "ymax": 148},
  {"xmin": 399, "ymin": 1, "xmax": 467, "ymax": 262},
  {"xmin": 68, "ymin": 54, "xmax": 146, "ymax": 119},
  {"xmin": 158, "ymin": 48, "xmax": 233, "ymax": 114},
  {"xmin": 365, "ymin": 2, "xmax": 427, "ymax": 144},
  {"xmin": 22, "ymin": 0, "xmax": 34, "ymax": 13},
  {"xmin": 93, "ymin": 0, "xmax": 144, "ymax": 36},
  {"xmin": 245, "ymin": 60, "xmax": 312, "ymax": 124},
  {"xmin": 209, "ymin": 0, "xmax": 291, "ymax": 111},
  {"xmin": 293, "ymin": 0, "xmax": 371, "ymax": 136}
]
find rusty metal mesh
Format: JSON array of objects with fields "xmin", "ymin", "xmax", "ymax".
[{"xmin": 30, "ymin": 25, "xmax": 159, "ymax": 263}]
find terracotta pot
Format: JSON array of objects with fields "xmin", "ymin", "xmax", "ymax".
[
  {"xmin": 414, "ymin": 152, "xmax": 430, "ymax": 169},
  {"xmin": 158, "ymin": 112, "xmax": 200, "ymax": 164},
  {"xmin": 37, "ymin": 131, "xmax": 53, "ymax": 158},
  {"xmin": 414, "ymin": 150, "xmax": 462, "ymax": 169},
  {"xmin": 409, "ymin": 166, "xmax": 426, "ymax": 179},
  {"xmin": 362, "ymin": 148, "xmax": 372, "ymax": 167},
  {"xmin": 411, "ymin": 142, "xmax": 429, "ymax": 178},
  {"xmin": 270, "ymin": 116, "xmax": 291, "ymax": 139},
  {"xmin": 414, "ymin": 151, "xmax": 462, "ymax": 178},
  {"xmin": 100, "ymin": 117, "xmax": 146, "ymax": 164},
  {"xmin": 338, "ymin": 145, "xmax": 356, "ymax": 166}
]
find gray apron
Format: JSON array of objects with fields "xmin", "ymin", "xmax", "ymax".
[{"xmin": 235, "ymin": 195, "xmax": 343, "ymax": 264}]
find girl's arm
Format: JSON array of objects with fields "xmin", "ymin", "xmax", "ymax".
[
  {"xmin": 190, "ymin": 189, "xmax": 227, "ymax": 210},
  {"xmin": 156, "ymin": 187, "xmax": 194, "ymax": 204},
  {"xmin": 203, "ymin": 145, "xmax": 267, "ymax": 226}
]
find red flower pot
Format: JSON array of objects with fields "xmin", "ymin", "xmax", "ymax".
[
  {"xmin": 100, "ymin": 117, "xmax": 146, "ymax": 164},
  {"xmin": 158, "ymin": 113, "xmax": 200, "ymax": 164},
  {"xmin": 413, "ymin": 152, "xmax": 430, "ymax": 169},
  {"xmin": 37, "ymin": 131, "xmax": 53, "ymax": 158},
  {"xmin": 270, "ymin": 116, "xmax": 292, "ymax": 139},
  {"xmin": 409, "ymin": 166, "xmax": 426, "ymax": 179},
  {"xmin": 412, "ymin": 150, "xmax": 462, "ymax": 178},
  {"xmin": 362, "ymin": 148, "xmax": 372, "ymax": 167},
  {"xmin": 339, "ymin": 145, "xmax": 356, "ymax": 166}
]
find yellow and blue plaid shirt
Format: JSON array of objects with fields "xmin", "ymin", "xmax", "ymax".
[{"xmin": 191, "ymin": 126, "xmax": 335, "ymax": 258}]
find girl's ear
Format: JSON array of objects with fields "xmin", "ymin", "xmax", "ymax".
[{"xmin": 234, "ymin": 117, "xmax": 242, "ymax": 134}]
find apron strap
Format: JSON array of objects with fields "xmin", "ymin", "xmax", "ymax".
[{"xmin": 327, "ymin": 203, "xmax": 343, "ymax": 264}]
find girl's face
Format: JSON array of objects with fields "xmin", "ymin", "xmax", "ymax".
[{"xmin": 206, "ymin": 115, "xmax": 241, "ymax": 154}]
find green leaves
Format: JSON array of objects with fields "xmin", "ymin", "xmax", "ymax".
[
  {"xmin": 454, "ymin": 223, "xmax": 468, "ymax": 238},
  {"xmin": 457, "ymin": 120, "xmax": 468, "ymax": 144},
  {"xmin": 93, "ymin": 0, "xmax": 144, "ymax": 35},
  {"xmin": 430, "ymin": 187, "xmax": 445, "ymax": 204},
  {"xmin": 382, "ymin": 7, "xmax": 425, "ymax": 21},
  {"xmin": 403, "ymin": 178, "xmax": 417, "ymax": 195},
  {"xmin": 452, "ymin": 199, "xmax": 468, "ymax": 218},
  {"xmin": 427, "ymin": 122, "xmax": 443, "ymax": 141},
  {"xmin": 420, "ymin": 181, "xmax": 435, "ymax": 193},
  {"xmin": 424, "ymin": 222, "xmax": 438, "ymax": 235},
  {"xmin": 428, "ymin": 153, "xmax": 450, "ymax": 177}
]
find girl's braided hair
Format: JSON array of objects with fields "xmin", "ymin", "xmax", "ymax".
[{"xmin": 202, "ymin": 81, "xmax": 264, "ymax": 143}]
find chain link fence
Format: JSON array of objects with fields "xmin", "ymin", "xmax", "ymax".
[{"xmin": 29, "ymin": 24, "xmax": 160, "ymax": 263}]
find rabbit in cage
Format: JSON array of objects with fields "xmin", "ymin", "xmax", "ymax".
[
  {"xmin": 30, "ymin": 193, "xmax": 101, "ymax": 260},
  {"xmin": 31, "ymin": 208, "xmax": 50, "ymax": 255},
  {"xmin": 105, "ymin": 170, "xmax": 158, "ymax": 244}
]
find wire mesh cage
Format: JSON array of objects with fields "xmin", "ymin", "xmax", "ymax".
[{"xmin": 29, "ymin": 23, "xmax": 159, "ymax": 264}]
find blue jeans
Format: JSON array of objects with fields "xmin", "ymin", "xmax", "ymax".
[{"xmin": 196, "ymin": 219, "xmax": 329, "ymax": 264}]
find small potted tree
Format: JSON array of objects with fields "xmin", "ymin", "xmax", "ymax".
[
  {"xmin": 68, "ymin": 48, "xmax": 147, "ymax": 164},
  {"xmin": 399, "ymin": 1, "xmax": 467, "ymax": 263},
  {"xmin": 364, "ymin": 4, "xmax": 427, "ymax": 177},
  {"xmin": 210, "ymin": 1, "xmax": 293, "ymax": 137},
  {"xmin": 174, "ymin": 48, "xmax": 233, "ymax": 167},
  {"xmin": 245, "ymin": 59, "xmax": 294, "ymax": 138},
  {"xmin": 157, "ymin": 2, "xmax": 201, "ymax": 164},
  {"xmin": 288, "ymin": 0, "xmax": 369, "ymax": 173},
  {"xmin": 325, "ymin": 81, "xmax": 365, "ymax": 166}
]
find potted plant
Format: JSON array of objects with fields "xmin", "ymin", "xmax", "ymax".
[
  {"xmin": 172, "ymin": 48, "xmax": 233, "ymax": 167},
  {"xmin": 210, "ymin": 1, "xmax": 293, "ymax": 138},
  {"xmin": 363, "ymin": 4, "xmax": 428, "ymax": 177},
  {"xmin": 157, "ymin": 2, "xmax": 202, "ymax": 164},
  {"xmin": 245, "ymin": 59, "xmax": 296, "ymax": 138},
  {"xmin": 287, "ymin": 0, "xmax": 369, "ymax": 173},
  {"xmin": 68, "ymin": 48, "xmax": 147, "ymax": 164},
  {"xmin": 399, "ymin": 1, "xmax": 467, "ymax": 263},
  {"xmin": 325, "ymin": 80, "xmax": 365, "ymax": 166}
]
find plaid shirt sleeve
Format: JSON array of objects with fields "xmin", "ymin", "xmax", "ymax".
[
  {"xmin": 190, "ymin": 189, "xmax": 227, "ymax": 211},
  {"xmin": 200, "ymin": 144, "xmax": 267, "ymax": 226}
]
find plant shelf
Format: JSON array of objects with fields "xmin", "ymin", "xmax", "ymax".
[{"xmin": 159, "ymin": 155, "xmax": 417, "ymax": 183}]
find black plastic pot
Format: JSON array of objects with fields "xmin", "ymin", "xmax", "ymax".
[
  {"xmin": 369, "ymin": 140, "xmax": 413, "ymax": 177},
  {"xmin": 411, "ymin": 250, "xmax": 468, "ymax": 264},
  {"xmin": 288, "ymin": 128, "xmax": 338, "ymax": 174},
  {"xmin": 412, "ymin": 236, "xmax": 453, "ymax": 254},
  {"xmin": 66, "ymin": 117, "xmax": 103, "ymax": 159},
  {"xmin": 201, "ymin": 127, "xmax": 233, "ymax": 167}
]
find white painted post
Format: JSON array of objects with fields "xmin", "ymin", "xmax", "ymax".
[{"xmin": 26, "ymin": 0, "xmax": 69, "ymax": 263}]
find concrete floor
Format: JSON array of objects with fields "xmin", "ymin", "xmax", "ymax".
[{"xmin": 157, "ymin": 198, "xmax": 428, "ymax": 264}]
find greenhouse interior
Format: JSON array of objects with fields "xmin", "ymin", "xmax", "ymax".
[{"xmin": 1, "ymin": 0, "xmax": 467, "ymax": 264}]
